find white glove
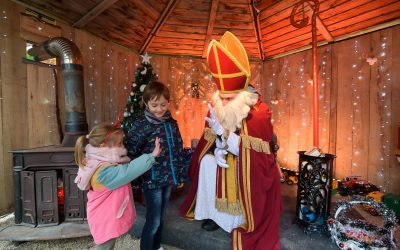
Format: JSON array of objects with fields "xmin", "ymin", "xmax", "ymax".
[
  {"xmin": 205, "ymin": 103, "xmax": 224, "ymax": 136},
  {"xmin": 215, "ymin": 137, "xmax": 226, "ymax": 149},
  {"xmin": 214, "ymin": 148, "xmax": 229, "ymax": 168},
  {"xmin": 225, "ymin": 132, "xmax": 240, "ymax": 156}
]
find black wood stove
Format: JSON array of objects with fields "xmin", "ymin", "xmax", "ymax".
[
  {"xmin": 12, "ymin": 146, "xmax": 86, "ymax": 226},
  {"xmin": 12, "ymin": 37, "xmax": 88, "ymax": 227}
]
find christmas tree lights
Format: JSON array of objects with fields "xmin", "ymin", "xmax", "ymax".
[{"xmin": 122, "ymin": 53, "xmax": 157, "ymax": 132}]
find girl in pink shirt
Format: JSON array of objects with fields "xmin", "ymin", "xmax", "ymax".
[{"xmin": 74, "ymin": 123, "xmax": 161, "ymax": 249}]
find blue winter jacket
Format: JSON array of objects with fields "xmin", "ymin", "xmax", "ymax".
[{"xmin": 125, "ymin": 112, "xmax": 187, "ymax": 190}]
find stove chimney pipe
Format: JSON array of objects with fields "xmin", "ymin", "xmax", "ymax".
[{"xmin": 28, "ymin": 37, "xmax": 88, "ymax": 146}]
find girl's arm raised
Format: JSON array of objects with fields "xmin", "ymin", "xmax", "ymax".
[{"xmin": 96, "ymin": 153, "xmax": 155, "ymax": 190}]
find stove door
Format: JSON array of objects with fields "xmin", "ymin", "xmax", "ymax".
[
  {"xmin": 35, "ymin": 170, "xmax": 59, "ymax": 227},
  {"xmin": 21, "ymin": 171, "xmax": 36, "ymax": 227},
  {"xmin": 63, "ymin": 168, "xmax": 85, "ymax": 221}
]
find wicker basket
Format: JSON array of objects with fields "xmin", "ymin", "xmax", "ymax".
[{"xmin": 327, "ymin": 199, "xmax": 397, "ymax": 250}]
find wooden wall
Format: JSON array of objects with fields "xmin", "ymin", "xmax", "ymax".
[
  {"xmin": 0, "ymin": 1, "xmax": 28, "ymax": 214},
  {"xmin": 1, "ymin": 0, "xmax": 399, "ymax": 214},
  {"xmin": 263, "ymin": 25, "xmax": 400, "ymax": 194}
]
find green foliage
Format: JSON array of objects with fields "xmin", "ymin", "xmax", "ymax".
[{"xmin": 122, "ymin": 60, "xmax": 157, "ymax": 132}]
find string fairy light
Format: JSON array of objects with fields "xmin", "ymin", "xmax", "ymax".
[
  {"xmin": 319, "ymin": 47, "xmax": 330, "ymax": 148},
  {"xmin": 1, "ymin": 10, "xmax": 8, "ymax": 55},
  {"xmin": 87, "ymin": 43, "xmax": 98, "ymax": 124},
  {"xmin": 280, "ymin": 58, "xmax": 290, "ymax": 164},
  {"xmin": 350, "ymin": 40, "xmax": 362, "ymax": 172},
  {"xmin": 376, "ymin": 35, "xmax": 391, "ymax": 192}
]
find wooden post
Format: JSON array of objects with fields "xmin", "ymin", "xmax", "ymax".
[{"xmin": 290, "ymin": 0, "xmax": 320, "ymax": 148}]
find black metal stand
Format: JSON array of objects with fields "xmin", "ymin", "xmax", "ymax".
[{"xmin": 295, "ymin": 151, "xmax": 335, "ymax": 234}]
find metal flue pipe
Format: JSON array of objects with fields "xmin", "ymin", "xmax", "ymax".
[{"xmin": 28, "ymin": 37, "xmax": 88, "ymax": 146}]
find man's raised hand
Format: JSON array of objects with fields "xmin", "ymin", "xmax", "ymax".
[{"xmin": 205, "ymin": 103, "xmax": 224, "ymax": 136}]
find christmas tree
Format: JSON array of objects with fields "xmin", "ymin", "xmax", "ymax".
[{"xmin": 122, "ymin": 53, "xmax": 158, "ymax": 132}]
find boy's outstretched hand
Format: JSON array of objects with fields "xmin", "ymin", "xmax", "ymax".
[{"xmin": 152, "ymin": 137, "xmax": 162, "ymax": 157}]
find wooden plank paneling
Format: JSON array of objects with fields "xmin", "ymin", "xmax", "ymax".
[
  {"xmin": 17, "ymin": 0, "xmax": 98, "ymax": 24},
  {"xmin": 14, "ymin": 0, "xmax": 400, "ymax": 60},
  {"xmin": 73, "ymin": 0, "xmax": 120, "ymax": 28},
  {"xmin": 351, "ymin": 35, "xmax": 370, "ymax": 180},
  {"xmin": 27, "ymin": 65, "xmax": 60, "ymax": 147},
  {"xmin": 148, "ymin": 48, "xmax": 203, "ymax": 56},
  {"xmin": 330, "ymin": 10, "xmax": 400, "ymax": 38},
  {"xmin": 20, "ymin": 14, "xmax": 62, "ymax": 43},
  {"xmin": 264, "ymin": 26, "xmax": 400, "ymax": 192},
  {"xmin": 367, "ymin": 32, "xmax": 383, "ymax": 188},
  {"xmin": 334, "ymin": 38, "xmax": 356, "ymax": 178},
  {"xmin": 166, "ymin": 17, "xmax": 209, "ymax": 27},
  {"xmin": 151, "ymin": 43, "xmax": 205, "ymax": 51},
  {"xmin": 162, "ymin": 24, "xmax": 207, "ymax": 34},
  {"xmin": 153, "ymin": 37, "xmax": 204, "ymax": 45},
  {"xmin": 389, "ymin": 25, "xmax": 400, "ymax": 194},
  {"xmin": 368, "ymin": 28, "xmax": 394, "ymax": 191},
  {"xmin": 101, "ymin": 42, "xmax": 113, "ymax": 123},
  {"xmin": 287, "ymin": 52, "xmax": 305, "ymax": 165},
  {"xmin": 0, "ymin": 1, "xmax": 28, "ymax": 213},
  {"xmin": 329, "ymin": 44, "xmax": 338, "ymax": 172},
  {"xmin": 260, "ymin": 0, "xmax": 400, "ymax": 58},
  {"xmin": 318, "ymin": 46, "xmax": 332, "ymax": 153},
  {"xmin": 115, "ymin": 51, "xmax": 131, "ymax": 119},
  {"xmin": 272, "ymin": 57, "xmax": 292, "ymax": 168}
]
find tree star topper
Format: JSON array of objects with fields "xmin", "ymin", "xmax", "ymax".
[{"xmin": 141, "ymin": 53, "xmax": 152, "ymax": 65}]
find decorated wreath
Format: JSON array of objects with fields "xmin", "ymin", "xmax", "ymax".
[{"xmin": 327, "ymin": 197, "xmax": 397, "ymax": 250}]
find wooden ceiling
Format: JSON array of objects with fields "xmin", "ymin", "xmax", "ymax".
[{"xmin": 15, "ymin": 0, "xmax": 400, "ymax": 60}]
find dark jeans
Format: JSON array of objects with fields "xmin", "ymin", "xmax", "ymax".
[{"xmin": 140, "ymin": 185, "xmax": 172, "ymax": 250}]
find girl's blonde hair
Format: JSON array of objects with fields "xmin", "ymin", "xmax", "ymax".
[{"xmin": 74, "ymin": 123, "xmax": 124, "ymax": 168}]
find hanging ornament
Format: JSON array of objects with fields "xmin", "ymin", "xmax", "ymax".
[
  {"xmin": 141, "ymin": 52, "xmax": 152, "ymax": 65},
  {"xmin": 140, "ymin": 84, "xmax": 146, "ymax": 92},
  {"xmin": 130, "ymin": 91, "xmax": 134, "ymax": 96},
  {"xmin": 123, "ymin": 111, "xmax": 129, "ymax": 117},
  {"xmin": 141, "ymin": 66, "xmax": 147, "ymax": 75},
  {"xmin": 132, "ymin": 82, "xmax": 137, "ymax": 87},
  {"xmin": 366, "ymin": 57, "xmax": 377, "ymax": 66}
]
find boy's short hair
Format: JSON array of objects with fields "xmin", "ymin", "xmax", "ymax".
[{"xmin": 143, "ymin": 81, "xmax": 170, "ymax": 103}]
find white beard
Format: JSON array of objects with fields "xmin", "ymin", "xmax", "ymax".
[{"xmin": 212, "ymin": 91, "xmax": 259, "ymax": 132}]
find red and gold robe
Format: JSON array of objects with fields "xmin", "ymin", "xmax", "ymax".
[{"xmin": 180, "ymin": 100, "xmax": 282, "ymax": 250}]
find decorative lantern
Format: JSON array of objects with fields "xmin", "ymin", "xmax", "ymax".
[{"xmin": 295, "ymin": 151, "xmax": 335, "ymax": 233}]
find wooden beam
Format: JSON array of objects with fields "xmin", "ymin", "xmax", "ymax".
[
  {"xmin": 305, "ymin": 1, "xmax": 333, "ymax": 42},
  {"xmin": 73, "ymin": 0, "xmax": 120, "ymax": 28},
  {"xmin": 202, "ymin": 0, "xmax": 219, "ymax": 58},
  {"xmin": 249, "ymin": 0, "xmax": 264, "ymax": 60},
  {"xmin": 139, "ymin": 0, "xmax": 180, "ymax": 54}
]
